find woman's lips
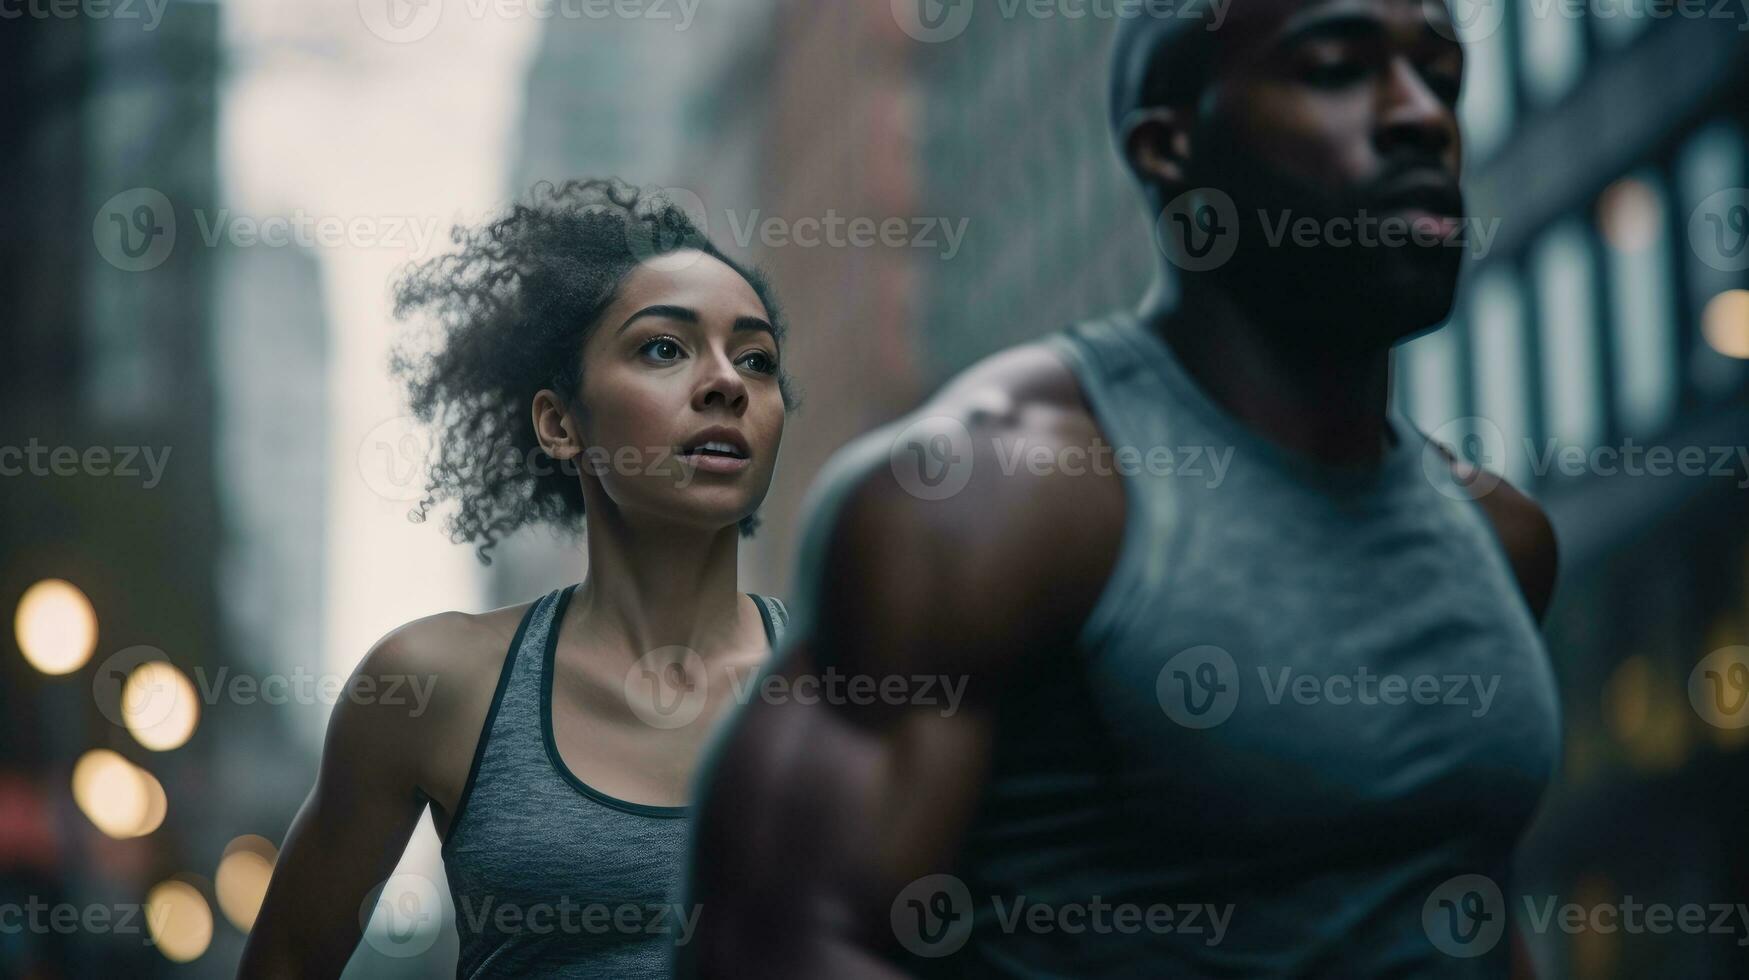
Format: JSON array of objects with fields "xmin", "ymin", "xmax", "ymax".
[{"xmin": 676, "ymin": 451, "xmax": 751, "ymax": 475}]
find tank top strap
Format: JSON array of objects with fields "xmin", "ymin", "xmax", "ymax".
[
  {"xmin": 749, "ymin": 593, "xmax": 789, "ymax": 650},
  {"xmin": 441, "ymin": 585, "xmax": 569, "ymax": 857}
]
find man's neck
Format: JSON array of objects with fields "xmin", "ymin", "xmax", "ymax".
[{"xmin": 1138, "ymin": 278, "xmax": 1397, "ymax": 466}]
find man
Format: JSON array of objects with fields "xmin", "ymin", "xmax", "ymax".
[{"xmin": 682, "ymin": 0, "xmax": 1560, "ymax": 975}]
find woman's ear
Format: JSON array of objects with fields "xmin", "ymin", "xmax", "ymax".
[{"xmin": 532, "ymin": 389, "xmax": 582, "ymax": 461}]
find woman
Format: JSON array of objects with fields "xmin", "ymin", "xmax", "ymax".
[{"xmin": 240, "ymin": 179, "xmax": 797, "ymax": 978}]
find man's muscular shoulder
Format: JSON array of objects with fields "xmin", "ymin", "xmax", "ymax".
[
  {"xmin": 798, "ymin": 340, "xmax": 1126, "ymax": 680},
  {"xmin": 1429, "ymin": 441, "xmax": 1560, "ymax": 622}
]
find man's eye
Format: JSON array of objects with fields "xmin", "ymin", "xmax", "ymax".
[
  {"xmin": 1424, "ymin": 70, "xmax": 1461, "ymax": 104},
  {"xmin": 1304, "ymin": 60, "xmax": 1369, "ymax": 88},
  {"xmin": 641, "ymin": 336, "xmax": 685, "ymax": 361}
]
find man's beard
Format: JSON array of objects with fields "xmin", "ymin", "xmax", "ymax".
[{"xmin": 1184, "ymin": 131, "xmax": 1466, "ymax": 352}]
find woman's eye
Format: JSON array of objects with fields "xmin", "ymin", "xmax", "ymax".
[
  {"xmin": 738, "ymin": 351, "xmax": 778, "ymax": 375},
  {"xmin": 640, "ymin": 336, "xmax": 685, "ymax": 362}
]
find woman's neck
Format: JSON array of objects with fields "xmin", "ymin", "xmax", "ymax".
[{"xmin": 569, "ymin": 511, "xmax": 749, "ymax": 660}]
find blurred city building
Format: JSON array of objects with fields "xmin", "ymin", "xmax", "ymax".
[
  {"xmin": 2, "ymin": 6, "xmax": 231, "ymax": 976},
  {"xmin": 5, "ymin": 1, "xmax": 1749, "ymax": 977}
]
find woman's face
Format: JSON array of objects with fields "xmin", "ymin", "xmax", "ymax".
[{"xmin": 561, "ymin": 249, "xmax": 786, "ymax": 534}]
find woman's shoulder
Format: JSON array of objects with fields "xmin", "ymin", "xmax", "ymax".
[
  {"xmin": 372, "ymin": 599, "xmax": 536, "ymax": 702},
  {"xmin": 333, "ymin": 599, "xmax": 542, "ymax": 810}
]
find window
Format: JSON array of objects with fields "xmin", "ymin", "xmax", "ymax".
[
  {"xmin": 1598, "ymin": 172, "xmax": 1678, "ymax": 436},
  {"xmin": 1469, "ymin": 267, "xmax": 1534, "ymax": 484},
  {"xmin": 1534, "ymin": 218, "xmax": 1604, "ymax": 450}
]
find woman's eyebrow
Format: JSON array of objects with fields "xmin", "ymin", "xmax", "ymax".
[
  {"xmin": 734, "ymin": 316, "xmax": 775, "ymax": 338},
  {"xmin": 617, "ymin": 304, "xmax": 698, "ymax": 335}
]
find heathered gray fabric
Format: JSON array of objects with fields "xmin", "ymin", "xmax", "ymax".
[
  {"xmin": 908, "ymin": 312, "xmax": 1559, "ymax": 977},
  {"xmin": 442, "ymin": 585, "xmax": 785, "ymax": 978}
]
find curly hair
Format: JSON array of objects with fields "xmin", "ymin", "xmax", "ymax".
[{"xmin": 390, "ymin": 177, "xmax": 797, "ymax": 565}]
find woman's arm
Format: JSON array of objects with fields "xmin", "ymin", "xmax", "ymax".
[{"xmin": 237, "ymin": 629, "xmax": 445, "ymax": 978}]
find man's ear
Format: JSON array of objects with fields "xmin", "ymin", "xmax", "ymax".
[
  {"xmin": 532, "ymin": 389, "xmax": 582, "ymax": 461},
  {"xmin": 1121, "ymin": 106, "xmax": 1193, "ymax": 191}
]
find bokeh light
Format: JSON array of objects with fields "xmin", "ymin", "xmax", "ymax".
[
  {"xmin": 215, "ymin": 835, "xmax": 278, "ymax": 932},
  {"xmin": 122, "ymin": 660, "xmax": 200, "ymax": 751},
  {"xmin": 1701, "ymin": 289, "xmax": 1749, "ymax": 359},
  {"xmin": 13, "ymin": 579, "xmax": 97, "ymax": 675},
  {"xmin": 1598, "ymin": 177, "xmax": 1661, "ymax": 253},
  {"xmin": 71, "ymin": 749, "xmax": 167, "ymax": 839},
  {"xmin": 145, "ymin": 878, "xmax": 213, "ymax": 963}
]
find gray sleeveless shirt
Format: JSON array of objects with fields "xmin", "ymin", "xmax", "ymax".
[
  {"xmin": 441, "ymin": 584, "xmax": 787, "ymax": 978},
  {"xmin": 790, "ymin": 312, "xmax": 1561, "ymax": 977}
]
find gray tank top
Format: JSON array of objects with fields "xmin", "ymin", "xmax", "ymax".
[
  {"xmin": 890, "ymin": 312, "xmax": 1561, "ymax": 976},
  {"xmin": 441, "ymin": 584, "xmax": 787, "ymax": 978}
]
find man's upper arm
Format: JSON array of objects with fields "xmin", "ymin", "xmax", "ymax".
[{"xmin": 684, "ymin": 398, "xmax": 1121, "ymax": 976}]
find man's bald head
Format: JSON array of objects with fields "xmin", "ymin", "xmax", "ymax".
[{"xmin": 1107, "ymin": 0, "xmax": 1230, "ymax": 144}]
